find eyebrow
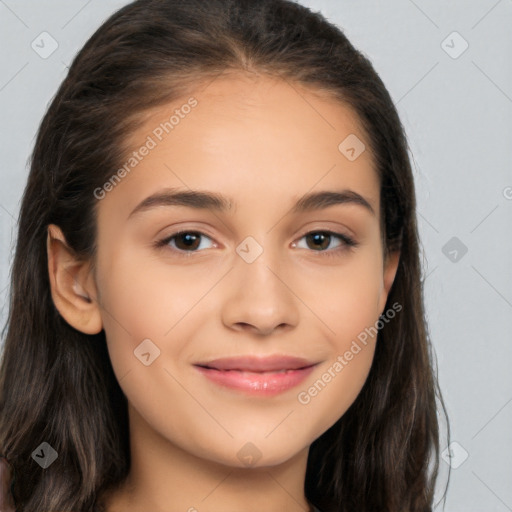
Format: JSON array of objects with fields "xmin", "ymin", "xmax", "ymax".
[{"xmin": 127, "ymin": 187, "xmax": 375, "ymax": 219}]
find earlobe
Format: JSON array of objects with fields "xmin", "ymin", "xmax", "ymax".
[{"xmin": 46, "ymin": 224, "xmax": 103, "ymax": 334}]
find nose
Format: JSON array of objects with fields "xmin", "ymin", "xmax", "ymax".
[{"xmin": 220, "ymin": 245, "xmax": 300, "ymax": 337}]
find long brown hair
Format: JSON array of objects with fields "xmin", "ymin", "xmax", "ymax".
[{"xmin": 0, "ymin": 1, "xmax": 450, "ymax": 510}]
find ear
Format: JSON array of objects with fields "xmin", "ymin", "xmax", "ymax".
[
  {"xmin": 46, "ymin": 224, "xmax": 103, "ymax": 334},
  {"xmin": 377, "ymin": 249, "xmax": 400, "ymax": 314}
]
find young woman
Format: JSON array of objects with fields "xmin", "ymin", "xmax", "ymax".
[{"xmin": 0, "ymin": 1, "xmax": 449, "ymax": 511}]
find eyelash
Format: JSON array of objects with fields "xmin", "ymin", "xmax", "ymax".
[{"xmin": 154, "ymin": 229, "xmax": 359, "ymax": 259}]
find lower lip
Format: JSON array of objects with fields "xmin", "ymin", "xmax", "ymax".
[{"xmin": 194, "ymin": 365, "xmax": 316, "ymax": 396}]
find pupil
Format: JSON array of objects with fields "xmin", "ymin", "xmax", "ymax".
[
  {"xmin": 309, "ymin": 233, "xmax": 329, "ymax": 250},
  {"xmin": 179, "ymin": 233, "xmax": 199, "ymax": 250}
]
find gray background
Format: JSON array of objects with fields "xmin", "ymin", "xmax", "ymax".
[{"xmin": 1, "ymin": 1, "xmax": 511, "ymax": 510}]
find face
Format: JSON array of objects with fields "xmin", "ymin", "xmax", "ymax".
[{"xmin": 91, "ymin": 73, "xmax": 398, "ymax": 468}]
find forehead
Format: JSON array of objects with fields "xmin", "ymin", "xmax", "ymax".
[{"xmin": 98, "ymin": 73, "xmax": 379, "ymax": 223}]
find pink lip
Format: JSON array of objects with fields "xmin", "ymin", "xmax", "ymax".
[{"xmin": 194, "ymin": 355, "xmax": 318, "ymax": 395}]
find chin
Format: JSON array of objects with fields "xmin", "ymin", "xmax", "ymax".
[{"xmin": 220, "ymin": 438, "xmax": 307, "ymax": 469}]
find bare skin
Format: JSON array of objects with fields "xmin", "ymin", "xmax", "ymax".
[{"xmin": 47, "ymin": 72, "xmax": 399, "ymax": 512}]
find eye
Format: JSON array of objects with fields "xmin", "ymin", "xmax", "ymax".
[
  {"xmin": 293, "ymin": 230, "xmax": 358, "ymax": 257},
  {"xmin": 155, "ymin": 230, "xmax": 215, "ymax": 256},
  {"xmin": 154, "ymin": 229, "xmax": 358, "ymax": 258}
]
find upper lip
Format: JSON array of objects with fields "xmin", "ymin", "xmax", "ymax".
[{"xmin": 195, "ymin": 355, "xmax": 317, "ymax": 372}]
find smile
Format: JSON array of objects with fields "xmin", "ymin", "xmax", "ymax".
[{"xmin": 193, "ymin": 355, "xmax": 318, "ymax": 395}]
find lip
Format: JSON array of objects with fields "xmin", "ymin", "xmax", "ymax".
[{"xmin": 193, "ymin": 355, "xmax": 318, "ymax": 395}]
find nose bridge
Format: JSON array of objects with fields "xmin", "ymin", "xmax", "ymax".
[
  {"xmin": 220, "ymin": 232, "xmax": 300, "ymax": 334},
  {"xmin": 236, "ymin": 232, "xmax": 287, "ymax": 302}
]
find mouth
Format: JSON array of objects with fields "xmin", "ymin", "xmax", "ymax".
[{"xmin": 193, "ymin": 355, "xmax": 318, "ymax": 395}]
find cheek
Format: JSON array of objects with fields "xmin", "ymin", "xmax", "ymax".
[
  {"xmin": 306, "ymin": 248, "xmax": 385, "ymax": 342},
  {"xmin": 95, "ymin": 246, "xmax": 183, "ymax": 365},
  {"xmin": 95, "ymin": 242, "xmax": 223, "ymax": 385},
  {"xmin": 296, "ymin": 341, "xmax": 375, "ymax": 441},
  {"xmin": 94, "ymin": 252, "xmax": 217, "ymax": 446},
  {"xmin": 292, "ymin": 251, "xmax": 383, "ymax": 430}
]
